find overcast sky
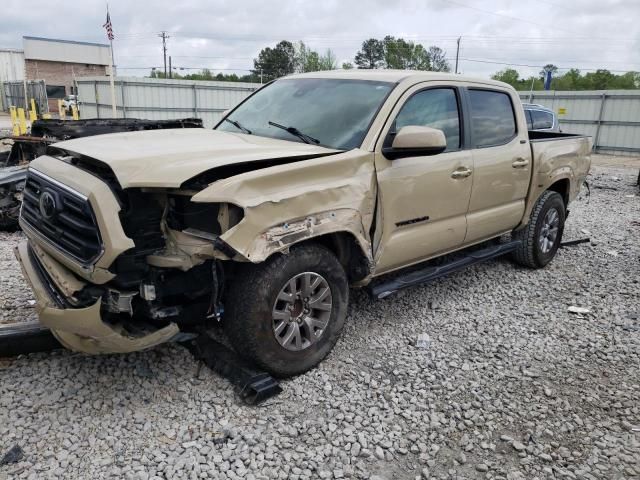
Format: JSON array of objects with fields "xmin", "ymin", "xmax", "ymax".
[{"xmin": 2, "ymin": 0, "xmax": 639, "ymax": 80}]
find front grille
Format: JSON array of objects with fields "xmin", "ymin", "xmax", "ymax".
[{"xmin": 21, "ymin": 170, "xmax": 102, "ymax": 264}]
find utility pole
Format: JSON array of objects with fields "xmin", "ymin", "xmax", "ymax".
[
  {"xmin": 455, "ymin": 36, "xmax": 461, "ymax": 74},
  {"xmin": 159, "ymin": 31, "xmax": 169, "ymax": 78},
  {"xmin": 169, "ymin": 56, "xmax": 172, "ymax": 79}
]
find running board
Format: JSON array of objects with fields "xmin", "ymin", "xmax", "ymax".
[{"xmin": 369, "ymin": 240, "xmax": 522, "ymax": 300}]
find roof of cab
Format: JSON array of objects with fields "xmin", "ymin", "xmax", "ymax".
[{"xmin": 285, "ymin": 69, "xmax": 513, "ymax": 89}]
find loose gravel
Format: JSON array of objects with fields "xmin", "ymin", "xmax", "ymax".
[{"xmin": 1, "ymin": 159, "xmax": 639, "ymax": 480}]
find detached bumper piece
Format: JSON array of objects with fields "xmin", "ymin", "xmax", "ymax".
[{"xmin": 181, "ymin": 332, "xmax": 282, "ymax": 406}]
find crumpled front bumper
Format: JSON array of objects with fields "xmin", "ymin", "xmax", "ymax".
[{"xmin": 14, "ymin": 240, "xmax": 179, "ymax": 354}]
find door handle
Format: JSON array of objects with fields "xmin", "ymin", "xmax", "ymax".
[
  {"xmin": 512, "ymin": 158, "xmax": 529, "ymax": 168},
  {"xmin": 451, "ymin": 167, "xmax": 472, "ymax": 179}
]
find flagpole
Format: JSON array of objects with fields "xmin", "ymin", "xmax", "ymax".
[
  {"xmin": 108, "ymin": 43, "xmax": 117, "ymax": 117},
  {"xmin": 106, "ymin": 2, "xmax": 117, "ymax": 117}
]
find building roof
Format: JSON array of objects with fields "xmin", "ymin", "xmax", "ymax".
[
  {"xmin": 23, "ymin": 36, "xmax": 109, "ymax": 49},
  {"xmin": 23, "ymin": 36, "xmax": 111, "ymax": 65}
]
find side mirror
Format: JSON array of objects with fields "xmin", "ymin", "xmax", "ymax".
[{"xmin": 383, "ymin": 125, "xmax": 447, "ymax": 160}]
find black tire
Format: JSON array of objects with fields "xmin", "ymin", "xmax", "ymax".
[
  {"xmin": 224, "ymin": 243, "xmax": 349, "ymax": 377},
  {"xmin": 512, "ymin": 191, "xmax": 565, "ymax": 268},
  {"xmin": 0, "ymin": 216, "xmax": 19, "ymax": 232}
]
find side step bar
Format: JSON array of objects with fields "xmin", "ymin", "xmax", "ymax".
[
  {"xmin": 369, "ymin": 240, "xmax": 522, "ymax": 300},
  {"xmin": 0, "ymin": 321, "xmax": 62, "ymax": 357}
]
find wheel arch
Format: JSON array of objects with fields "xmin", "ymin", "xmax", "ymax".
[
  {"xmin": 300, "ymin": 231, "xmax": 373, "ymax": 284},
  {"xmin": 547, "ymin": 178, "xmax": 570, "ymax": 208}
]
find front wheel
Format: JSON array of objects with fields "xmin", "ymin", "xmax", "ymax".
[
  {"xmin": 512, "ymin": 191, "xmax": 566, "ymax": 268},
  {"xmin": 224, "ymin": 244, "xmax": 349, "ymax": 377}
]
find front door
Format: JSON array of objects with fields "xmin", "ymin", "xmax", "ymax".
[{"xmin": 374, "ymin": 84, "xmax": 473, "ymax": 274}]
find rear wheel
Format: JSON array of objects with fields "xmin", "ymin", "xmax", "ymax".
[
  {"xmin": 512, "ymin": 191, "xmax": 565, "ymax": 268},
  {"xmin": 224, "ymin": 244, "xmax": 349, "ymax": 377}
]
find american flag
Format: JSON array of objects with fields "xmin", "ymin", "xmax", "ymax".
[{"xmin": 103, "ymin": 12, "xmax": 114, "ymax": 41}]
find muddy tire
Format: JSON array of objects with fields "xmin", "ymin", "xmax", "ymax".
[
  {"xmin": 224, "ymin": 244, "xmax": 349, "ymax": 377},
  {"xmin": 512, "ymin": 191, "xmax": 565, "ymax": 268}
]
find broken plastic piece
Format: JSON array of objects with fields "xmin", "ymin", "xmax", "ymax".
[
  {"xmin": 415, "ymin": 333, "xmax": 431, "ymax": 349},
  {"xmin": 568, "ymin": 306, "xmax": 590, "ymax": 315},
  {"xmin": 0, "ymin": 445, "xmax": 24, "ymax": 465}
]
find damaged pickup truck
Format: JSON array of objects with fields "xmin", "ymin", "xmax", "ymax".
[{"xmin": 15, "ymin": 71, "xmax": 591, "ymax": 376}]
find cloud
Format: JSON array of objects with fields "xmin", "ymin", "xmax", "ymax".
[{"xmin": 0, "ymin": 0, "xmax": 638, "ymax": 79}]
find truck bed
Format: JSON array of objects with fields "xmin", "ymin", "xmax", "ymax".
[
  {"xmin": 527, "ymin": 130, "xmax": 592, "ymax": 211},
  {"xmin": 528, "ymin": 130, "xmax": 589, "ymax": 142}
]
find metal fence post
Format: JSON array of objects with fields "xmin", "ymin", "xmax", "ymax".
[
  {"xmin": 94, "ymin": 80, "xmax": 100, "ymax": 119},
  {"xmin": 594, "ymin": 93, "xmax": 607, "ymax": 152},
  {"xmin": 121, "ymin": 81, "xmax": 127, "ymax": 118},
  {"xmin": 192, "ymin": 84, "xmax": 198, "ymax": 117}
]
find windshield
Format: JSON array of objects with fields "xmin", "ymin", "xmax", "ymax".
[{"xmin": 216, "ymin": 78, "xmax": 394, "ymax": 150}]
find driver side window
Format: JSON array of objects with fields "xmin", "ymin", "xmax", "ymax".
[{"xmin": 394, "ymin": 88, "xmax": 461, "ymax": 151}]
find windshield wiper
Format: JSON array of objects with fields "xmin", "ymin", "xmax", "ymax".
[
  {"xmin": 223, "ymin": 117, "xmax": 252, "ymax": 134},
  {"xmin": 268, "ymin": 121, "xmax": 320, "ymax": 145}
]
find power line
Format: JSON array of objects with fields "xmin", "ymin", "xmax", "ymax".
[
  {"xmin": 435, "ymin": 0, "xmax": 575, "ymax": 34},
  {"xmin": 459, "ymin": 57, "xmax": 636, "ymax": 73}
]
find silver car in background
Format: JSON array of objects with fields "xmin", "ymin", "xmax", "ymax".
[{"xmin": 523, "ymin": 103, "xmax": 560, "ymax": 132}]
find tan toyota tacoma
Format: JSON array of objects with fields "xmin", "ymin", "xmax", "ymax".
[{"xmin": 15, "ymin": 71, "xmax": 591, "ymax": 376}]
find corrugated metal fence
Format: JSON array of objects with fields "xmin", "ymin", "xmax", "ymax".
[
  {"xmin": 1, "ymin": 80, "xmax": 48, "ymax": 112},
  {"xmin": 77, "ymin": 76, "xmax": 260, "ymax": 128},
  {"xmin": 518, "ymin": 90, "xmax": 640, "ymax": 156}
]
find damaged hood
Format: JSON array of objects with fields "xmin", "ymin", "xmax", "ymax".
[{"xmin": 51, "ymin": 128, "xmax": 339, "ymax": 188}]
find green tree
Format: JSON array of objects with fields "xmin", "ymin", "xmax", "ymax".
[
  {"xmin": 428, "ymin": 46, "xmax": 451, "ymax": 72},
  {"xmin": 294, "ymin": 42, "xmax": 337, "ymax": 72},
  {"xmin": 584, "ymin": 69, "xmax": 615, "ymax": 89},
  {"xmin": 318, "ymin": 49, "xmax": 337, "ymax": 71},
  {"xmin": 491, "ymin": 68, "xmax": 520, "ymax": 88},
  {"xmin": 539, "ymin": 64, "xmax": 559, "ymax": 79},
  {"xmin": 382, "ymin": 36, "xmax": 430, "ymax": 70},
  {"xmin": 342, "ymin": 62, "xmax": 354, "ymax": 70},
  {"xmin": 253, "ymin": 40, "xmax": 296, "ymax": 81},
  {"xmin": 559, "ymin": 68, "xmax": 582, "ymax": 90},
  {"xmin": 614, "ymin": 71, "xmax": 640, "ymax": 89},
  {"xmin": 354, "ymin": 38, "xmax": 385, "ymax": 69}
]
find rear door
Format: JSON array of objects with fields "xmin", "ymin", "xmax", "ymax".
[
  {"xmin": 374, "ymin": 83, "xmax": 473, "ymax": 274},
  {"xmin": 464, "ymin": 87, "xmax": 531, "ymax": 243}
]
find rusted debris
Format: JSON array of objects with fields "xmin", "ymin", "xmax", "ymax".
[{"xmin": 560, "ymin": 237, "xmax": 590, "ymax": 247}]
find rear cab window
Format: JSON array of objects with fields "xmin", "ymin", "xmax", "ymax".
[
  {"xmin": 531, "ymin": 110, "xmax": 554, "ymax": 130},
  {"xmin": 468, "ymin": 89, "xmax": 517, "ymax": 147}
]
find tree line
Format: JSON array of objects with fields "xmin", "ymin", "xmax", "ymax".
[
  {"xmin": 492, "ymin": 64, "xmax": 640, "ymax": 91},
  {"xmin": 149, "ymin": 36, "xmax": 451, "ymax": 83}
]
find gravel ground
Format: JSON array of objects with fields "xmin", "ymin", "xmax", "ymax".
[{"xmin": 1, "ymin": 161, "xmax": 639, "ymax": 480}]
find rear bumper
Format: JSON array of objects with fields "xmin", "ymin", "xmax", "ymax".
[{"xmin": 14, "ymin": 240, "xmax": 179, "ymax": 354}]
